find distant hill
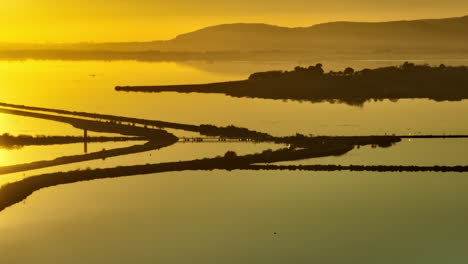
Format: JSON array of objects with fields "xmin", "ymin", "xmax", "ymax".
[
  {"xmin": 1, "ymin": 15, "xmax": 468, "ymax": 55},
  {"xmin": 161, "ymin": 15, "xmax": 468, "ymax": 52}
]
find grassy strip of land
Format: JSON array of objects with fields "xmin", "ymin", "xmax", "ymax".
[
  {"xmin": 0, "ymin": 133, "xmax": 144, "ymax": 148},
  {"xmin": 247, "ymin": 164, "xmax": 468, "ymax": 172},
  {"xmin": 0, "ymin": 102, "xmax": 200, "ymax": 132},
  {"xmin": 0, "ymin": 107, "xmax": 179, "ymax": 175},
  {"xmin": 0, "ymin": 107, "xmax": 175, "ymax": 139},
  {"xmin": 0, "ymin": 138, "xmax": 177, "ymax": 176},
  {"xmin": 1, "ymin": 147, "xmax": 467, "ymax": 213},
  {"xmin": 0, "ymin": 102, "xmax": 402, "ymax": 149}
]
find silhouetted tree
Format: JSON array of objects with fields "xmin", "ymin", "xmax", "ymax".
[
  {"xmin": 224, "ymin": 151, "xmax": 238, "ymax": 159},
  {"xmin": 344, "ymin": 67, "xmax": 355, "ymax": 75},
  {"xmin": 401, "ymin": 62, "xmax": 416, "ymax": 71},
  {"xmin": 315, "ymin": 63, "xmax": 324, "ymax": 75}
]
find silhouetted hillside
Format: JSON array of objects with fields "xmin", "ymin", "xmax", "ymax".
[
  {"xmin": 1, "ymin": 15, "xmax": 468, "ymax": 57},
  {"xmin": 163, "ymin": 16, "xmax": 468, "ymax": 52}
]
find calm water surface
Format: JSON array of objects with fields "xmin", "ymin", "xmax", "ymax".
[
  {"xmin": 1, "ymin": 170, "xmax": 468, "ymax": 263},
  {"xmin": 1, "ymin": 60, "xmax": 467, "ymax": 136},
  {"xmin": 0, "ymin": 60, "xmax": 467, "ymax": 263}
]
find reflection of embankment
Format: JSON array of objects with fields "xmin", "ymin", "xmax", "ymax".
[
  {"xmin": 0, "ymin": 102, "xmax": 270, "ymax": 140},
  {"xmin": 246, "ymin": 164, "xmax": 468, "ymax": 172},
  {"xmin": 0, "ymin": 102, "xmax": 404, "ymax": 179},
  {"xmin": 0, "ymin": 146, "xmax": 353, "ymax": 212},
  {"xmin": 0, "ymin": 102, "xmax": 271, "ymax": 140},
  {"xmin": 0, "ymin": 102, "xmax": 199, "ymax": 132},
  {"xmin": 0, "ymin": 133, "xmax": 144, "ymax": 148},
  {"xmin": 1, "ymin": 146, "xmax": 467, "ymax": 213},
  {"xmin": 0, "ymin": 139, "xmax": 177, "ymax": 176},
  {"xmin": 0, "ymin": 102, "xmax": 402, "ymax": 149},
  {"xmin": 0, "ymin": 107, "xmax": 173, "ymax": 138},
  {"xmin": 0, "ymin": 104, "xmax": 183, "ymax": 175}
]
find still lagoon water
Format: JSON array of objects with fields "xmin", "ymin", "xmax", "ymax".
[{"xmin": 0, "ymin": 60, "xmax": 467, "ymax": 263}]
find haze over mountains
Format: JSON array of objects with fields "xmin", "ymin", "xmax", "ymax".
[
  {"xmin": 1, "ymin": 15, "xmax": 468, "ymax": 57},
  {"xmin": 164, "ymin": 15, "xmax": 468, "ymax": 53}
]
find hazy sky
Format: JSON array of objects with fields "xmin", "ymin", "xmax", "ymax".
[{"xmin": 1, "ymin": 0, "xmax": 467, "ymax": 42}]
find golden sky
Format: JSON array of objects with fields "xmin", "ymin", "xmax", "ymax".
[{"xmin": 1, "ymin": 0, "xmax": 468, "ymax": 43}]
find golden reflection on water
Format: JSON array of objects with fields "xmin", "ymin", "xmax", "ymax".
[
  {"xmin": 0, "ymin": 60, "xmax": 241, "ymax": 107},
  {"xmin": 0, "ymin": 60, "xmax": 468, "ymax": 263},
  {"xmin": 1, "ymin": 60, "xmax": 468, "ymax": 136},
  {"xmin": 1, "ymin": 170, "xmax": 468, "ymax": 263},
  {"xmin": 0, "ymin": 141, "xmax": 138, "ymax": 185}
]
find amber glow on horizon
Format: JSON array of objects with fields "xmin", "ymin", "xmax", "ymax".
[{"xmin": 1, "ymin": 0, "xmax": 468, "ymax": 43}]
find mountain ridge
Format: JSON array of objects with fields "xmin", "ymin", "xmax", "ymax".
[{"xmin": 1, "ymin": 15, "xmax": 468, "ymax": 54}]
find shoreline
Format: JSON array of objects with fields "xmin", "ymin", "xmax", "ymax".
[{"xmin": 115, "ymin": 63, "xmax": 468, "ymax": 105}]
